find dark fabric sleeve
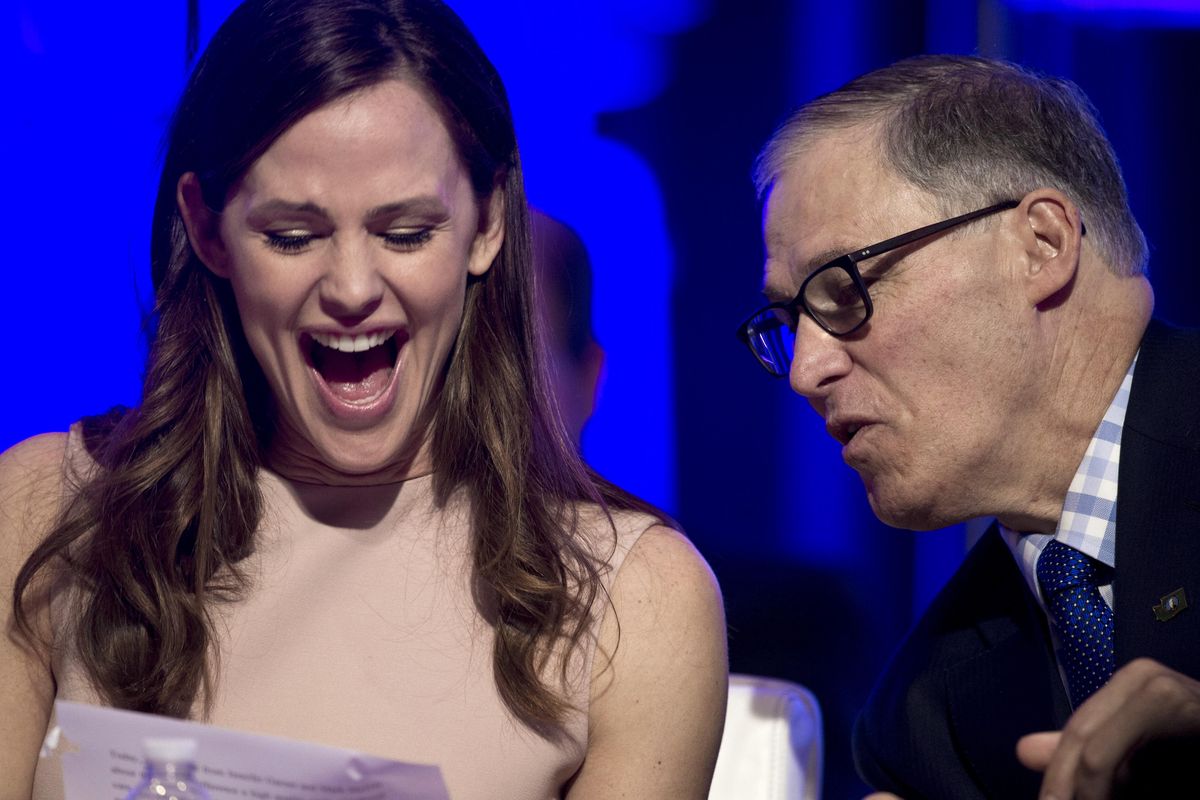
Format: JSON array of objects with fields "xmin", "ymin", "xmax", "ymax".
[{"xmin": 852, "ymin": 528, "xmax": 1068, "ymax": 800}]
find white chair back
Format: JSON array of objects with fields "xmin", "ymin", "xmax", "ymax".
[{"xmin": 708, "ymin": 674, "xmax": 822, "ymax": 800}]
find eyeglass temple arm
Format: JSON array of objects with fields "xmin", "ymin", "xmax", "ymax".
[{"xmin": 845, "ymin": 200, "xmax": 1022, "ymax": 263}]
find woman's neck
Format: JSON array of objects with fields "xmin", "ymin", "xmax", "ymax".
[{"xmin": 264, "ymin": 423, "xmax": 433, "ymax": 488}]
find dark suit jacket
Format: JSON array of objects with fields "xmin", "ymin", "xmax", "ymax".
[{"xmin": 853, "ymin": 319, "xmax": 1200, "ymax": 799}]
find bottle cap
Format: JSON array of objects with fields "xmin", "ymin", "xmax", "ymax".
[{"xmin": 142, "ymin": 737, "xmax": 199, "ymax": 762}]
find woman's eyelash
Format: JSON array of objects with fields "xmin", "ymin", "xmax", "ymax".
[
  {"xmin": 264, "ymin": 232, "xmax": 314, "ymax": 252},
  {"xmin": 262, "ymin": 229, "xmax": 433, "ymax": 253},
  {"xmin": 382, "ymin": 229, "xmax": 433, "ymax": 250}
]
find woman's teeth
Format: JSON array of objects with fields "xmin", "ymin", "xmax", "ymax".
[{"xmin": 311, "ymin": 330, "xmax": 396, "ymax": 353}]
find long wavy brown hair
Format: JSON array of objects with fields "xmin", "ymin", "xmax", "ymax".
[{"xmin": 14, "ymin": 0, "xmax": 659, "ymax": 727}]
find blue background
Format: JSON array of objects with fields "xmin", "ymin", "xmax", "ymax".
[{"xmin": 9, "ymin": 1, "xmax": 1200, "ymax": 795}]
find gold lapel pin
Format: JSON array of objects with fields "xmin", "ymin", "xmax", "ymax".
[{"xmin": 1153, "ymin": 588, "xmax": 1188, "ymax": 622}]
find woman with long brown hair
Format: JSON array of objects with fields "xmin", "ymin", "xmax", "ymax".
[{"xmin": 0, "ymin": 2, "xmax": 726, "ymax": 797}]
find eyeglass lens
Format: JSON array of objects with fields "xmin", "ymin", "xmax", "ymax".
[
  {"xmin": 745, "ymin": 307, "xmax": 796, "ymax": 376},
  {"xmin": 803, "ymin": 263, "xmax": 869, "ymax": 334}
]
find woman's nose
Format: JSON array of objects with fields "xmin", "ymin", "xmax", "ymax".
[{"xmin": 318, "ymin": 237, "xmax": 384, "ymax": 321}]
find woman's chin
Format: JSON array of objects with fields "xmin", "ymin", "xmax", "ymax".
[
  {"xmin": 321, "ymin": 440, "xmax": 426, "ymax": 482},
  {"xmin": 269, "ymin": 425, "xmax": 428, "ymax": 485}
]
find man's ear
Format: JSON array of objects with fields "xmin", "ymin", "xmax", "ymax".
[
  {"xmin": 176, "ymin": 172, "xmax": 230, "ymax": 278},
  {"xmin": 1015, "ymin": 188, "xmax": 1083, "ymax": 307},
  {"xmin": 468, "ymin": 187, "xmax": 506, "ymax": 277}
]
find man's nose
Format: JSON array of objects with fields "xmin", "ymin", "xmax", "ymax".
[
  {"xmin": 788, "ymin": 314, "xmax": 852, "ymax": 399},
  {"xmin": 318, "ymin": 237, "xmax": 384, "ymax": 321}
]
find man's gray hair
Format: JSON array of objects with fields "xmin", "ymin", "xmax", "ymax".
[{"xmin": 754, "ymin": 55, "xmax": 1148, "ymax": 277}]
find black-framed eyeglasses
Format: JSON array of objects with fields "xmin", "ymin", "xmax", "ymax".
[{"xmin": 736, "ymin": 199, "xmax": 1022, "ymax": 377}]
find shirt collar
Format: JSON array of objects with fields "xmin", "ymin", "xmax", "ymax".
[{"xmin": 1000, "ymin": 351, "xmax": 1137, "ymax": 596}]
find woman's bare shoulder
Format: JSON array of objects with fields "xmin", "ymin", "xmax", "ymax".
[
  {"xmin": 1, "ymin": 432, "xmax": 69, "ymax": 472},
  {"xmin": 609, "ymin": 522, "xmax": 724, "ymax": 633},
  {"xmin": 0, "ymin": 433, "xmax": 71, "ymax": 799},
  {"xmin": 571, "ymin": 500, "xmax": 670, "ymax": 562},
  {"xmin": 570, "ymin": 522, "xmax": 727, "ymax": 799},
  {"xmin": 0, "ymin": 432, "xmax": 71, "ymax": 550}
]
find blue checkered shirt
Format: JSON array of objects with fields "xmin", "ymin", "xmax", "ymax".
[{"xmin": 1000, "ymin": 353, "xmax": 1138, "ymax": 612}]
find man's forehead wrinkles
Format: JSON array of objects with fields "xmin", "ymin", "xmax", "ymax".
[{"xmin": 763, "ymin": 223, "xmax": 786, "ymax": 248}]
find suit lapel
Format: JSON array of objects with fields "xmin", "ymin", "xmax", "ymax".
[
  {"xmin": 949, "ymin": 321, "xmax": 1200, "ymax": 798},
  {"xmin": 945, "ymin": 529, "xmax": 1072, "ymax": 798},
  {"xmin": 1115, "ymin": 321, "xmax": 1200, "ymax": 675}
]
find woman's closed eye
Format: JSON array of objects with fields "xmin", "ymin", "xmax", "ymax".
[
  {"xmin": 264, "ymin": 229, "xmax": 318, "ymax": 253},
  {"xmin": 261, "ymin": 227, "xmax": 433, "ymax": 254},
  {"xmin": 380, "ymin": 228, "xmax": 432, "ymax": 251}
]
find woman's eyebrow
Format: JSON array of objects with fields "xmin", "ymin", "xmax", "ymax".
[
  {"xmin": 244, "ymin": 199, "xmax": 329, "ymax": 222},
  {"xmin": 365, "ymin": 196, "xmax": 450, "ymax": 220},
  {"xmin": 243, "ymin": 197, "xmax": 452, "ymax": 224}
]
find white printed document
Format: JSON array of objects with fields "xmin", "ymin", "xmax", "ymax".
[{"xmin": 44, "ymin": 700, "xmax": 450, "ymax": 800}]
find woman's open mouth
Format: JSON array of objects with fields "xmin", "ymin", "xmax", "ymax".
[{"xmin": 304, "ymin": 330, "xmax": 404, "ymax": 414}]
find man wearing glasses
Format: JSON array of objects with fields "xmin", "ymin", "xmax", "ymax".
[{"xmin": 740, "ymin": 55, "xmax": 1200, "ymax": 799}]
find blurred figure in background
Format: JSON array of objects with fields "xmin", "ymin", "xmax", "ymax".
[{"xmin": 531, "ymin": 210, "xmax": 605, "ymax": 446}]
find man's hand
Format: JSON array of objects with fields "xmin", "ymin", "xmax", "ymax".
[{"xmin": 1017, "ymin": 658, "xmax": 1200, "ymax": 799}]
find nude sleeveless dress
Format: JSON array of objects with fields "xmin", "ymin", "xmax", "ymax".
[{"xmin": 33, "ymin": 425, "xmax": 655, "ymax": 800}]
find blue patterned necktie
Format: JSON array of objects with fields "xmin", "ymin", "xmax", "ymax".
[{"xmin": 1036, "ymin": 539, "xmax": 1116, "ymax": 707}]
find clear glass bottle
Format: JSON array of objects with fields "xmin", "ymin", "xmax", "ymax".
[{"xmin": 124, "ymin": 738, "xmax": 213, "ymax": 800}]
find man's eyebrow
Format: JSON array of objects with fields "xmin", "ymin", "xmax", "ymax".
[
  {"xmin": 802, "ymin": 247, "xmax": 849, "ymax": 275},
  {"xmin": 761, "ymin": 246, "xmax": 852, "ymax": 300},
  {"xmin": 762, "ymin": 281, "xmax": 792, "ymax": 303},
  {"xmin": 760, "ymin": 254, "xmax": 794, "ymax": 302}
]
